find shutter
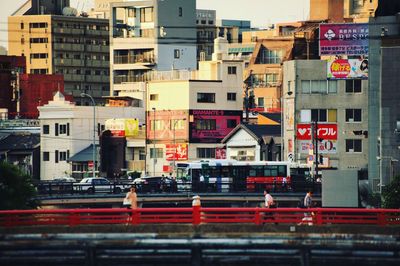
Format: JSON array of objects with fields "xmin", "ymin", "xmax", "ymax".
[
  {"xmin": 67, "ymin": 123, "xmax": 70, "ymax": 136},
  {"xmin": 67, "ymin": 150, "xmax": 70, "ymax": 160},
  {"xmin": 55, "ymin": 150, "xmax": 59, "ymax": 163},
  {"xmin": 55, "ymin": 123, "xmax": 59, "ymax": 136}
]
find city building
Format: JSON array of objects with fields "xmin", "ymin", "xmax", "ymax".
[
  {"xmin": 145, "ymin": 37, "xmax": 244, "ymax": 175},
  {"xmin": 38, "ymin": 92, "xmax": 145, "ymax": 180},
  {"xmin": 368, "ymin": 14, "xmax": 400, "ymax": 193},
  {"xmin": 244, "ymin": 22, "xmax": 320, "ymax": 117},
  {"xmin": 8, "ymin": 1, "xmax": 110, "ymax": 104},
  {"xmin": 196, "ymin": 9, "xmax": 217, "ymax": 61},
  {"xmin": 283, "ymin": 59, "xmax": 368, "ymax": 173},
  {"xmin": 110, "ymin": 0, "xmax": 197, "ymax": 97},
  {"xmin": 344, "ymin": 0, "xmax": 378, "ymax": 21}
]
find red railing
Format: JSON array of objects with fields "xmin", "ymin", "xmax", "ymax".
[{"xmin": 0, "ymin": 207, "xmax": 399, "ymax": 227}]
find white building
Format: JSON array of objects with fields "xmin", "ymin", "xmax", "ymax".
[
  {"xmin": 110, "ymin": 0, "xmax": 197, "ymax": 97},
  {"xmin": 38, "ymin": 92, "xmax": 145, "ymax": 180}
]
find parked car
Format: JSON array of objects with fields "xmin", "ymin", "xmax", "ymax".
[
  {"xmin": 73, "ymin": 177, "xmax": 127, "ymax": 194},
  {"xmin": 132, "ymin": 176, "xmax": 177, "ymax": 193},
  {"xmin": 53, "ymin": 176, "xmax": 76, "ymax": 182}
]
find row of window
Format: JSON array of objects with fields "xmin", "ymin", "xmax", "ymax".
[
  {"xmin": 42, "ymin": 123, "xmax": 70, "ymax": 136},
  {"xmin": 55, "ymin": 68, "xmax": 109, "ymax": 76},
  {"xmin": 42, "ymin": 150, "xmax": 69, "ymax": 163},
  {"xmin": 300, "ymin": 108, "xmax": 363, "ymax": 123},
  {"xmin": 53, "ymin": 38, "xmax": 109, "ymax": 46},
  {"xmin": 150, "ymin": 119, "xmax": 237, "ymax": 131},
  {"xmin": 150, "ymin": 92, "xmax": 237, "ymax": 103},
  {"xmin": 301, "ymin": 79, "xmax": 362, "ymax": 94}
]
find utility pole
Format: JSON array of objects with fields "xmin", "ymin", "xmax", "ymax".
[{"xmin": 313, "ymin": 120, "xmax": 319, "ymax": 181}]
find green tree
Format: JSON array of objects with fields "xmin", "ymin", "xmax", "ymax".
[
  {"xmin": 382, "ymin": 175, "xmax": 400, "ymax": 209},
  {"xmin": 0, "ymin": 162, "xmax": 37, "ymax": 210}
]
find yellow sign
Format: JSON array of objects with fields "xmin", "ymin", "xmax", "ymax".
[{"xmin": 105, "ymin": 118, "xmax": 139, "ymax": 137}]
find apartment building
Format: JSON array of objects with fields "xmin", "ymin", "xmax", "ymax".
[
  {"xmin": 145, "ymin": 37, "xmax": 244, "ymax": 175},
  {"xmin": 282, "ymin": 60, "xmax": 368, "ymax": 172},
  {"xmin": 110, "ymin": 0, "xmax": 197, "ymax": 97},
  {"xmin": 8, "ymin": 8, "xmax": 110, "ymax": 104}
]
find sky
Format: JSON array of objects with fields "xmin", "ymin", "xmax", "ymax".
[{"xmin": 0, "ymin": 0, "xmax": 310, "ymax": 49}]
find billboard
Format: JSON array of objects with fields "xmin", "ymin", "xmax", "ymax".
[
  {"xmin": 165, "ymin": 144, "xmax": 188, "ymax": 161},
  {"xmin": 319, "ymin": 23, "xmax": 368, "ymax": 56},
  {"xmin": 105, "ymin": 119, "xmax": 139, "ymax": 137},
  {"xmin": 190, "ymin": 110, "xmax": 242, "ymax": 143},
  {"xmin": 299, "ymin": 140, "xmax": 337, "ymax": 154},
  {"xmin": 327, "ymin": 58, "xmax": 368, "ymax": 79},
  {"xmin": 296, "ymin": 123, "xmax": 338, "ymax": 140}
]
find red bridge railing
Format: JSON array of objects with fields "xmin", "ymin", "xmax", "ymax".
[{"xmin": 0, "ymin": 207, "xmax": 399, "ymax": 227}]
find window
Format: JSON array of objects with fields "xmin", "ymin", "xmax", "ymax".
[
  {"xmin": 31, "ymin": 69, "xmax": 48, "ymax": 74},
  {"xmin": 150, "ymin": 148, "xmax": 163, "ymax": 158},
  {"xmin": 256, "ymin": 47, "xmax": 283, "ymax": 64},
  {"xmin": 257, "ymin": 97, "xmax": 264, "ymax": 107},
  {"xmin": 227, "ymin": 93, "xmax": 236, "ymax": 101},
  {"xmin": 43, "ymin": 152, "xmax": 49, "ymax": 161},
  {"xmin": 178, "ymin": 7, "xmax": 183, "ymax": 17},
  {"xmin": 301, "ymin": 80, "xmax": 337, "ymax": 94},
  {"xmin": 197, "ymin": 93, "xmax": 215, "ymax": 103},
  {"xmin": 228, "ymin": 66, "xmax": 237, "ymax": 75},
  {"xmin": 59, "ymin": 151, "xmax": 67, "ymax": 161},
  {"xmin": 128, "ymin": 8, "xmax": 136, "ymax": 17},
  {"xmin": 301, "ymin": 109, "xmax": 337, "ymax": 122},
  {"xmin": 345, "ymin": 109, "xmax": 362, "ymax": 122},
  {"xmin": 29, "ymin": 22, "xmax": 48, "ymax": 28},
  {"xmin": 140, "ymin": 7, "xmax": 154, "ymax": 22},
  {"xmin": 197, "ymin": 148, "xmax": 216, "ymax": 158},
  {"xmin": 196, "ymin": 119, "xmax": 216, "ymax": 130},
  {"xmin": 43, "ymin": 125, "xmax": 49, "ymax": 134},
  {"xmin": 227, "ymin": 119, "xmax": 237, "ymax": 128},
  {"xmin": 150, "ymin": 94, "xmax": 158, "ymax": 101},
  {"xmin": 346, "ymin": 139, "xmax": 362, "ymax": 153},
  {"xmin": 59, "ymin": 124, "xmax": 67, "ymax": 134},
  {"xmin": 30, "ymin": 53, "xmax": 48, "ymax": 59},
  {"xmin": 346, "ymin": 79, "xmax": 362, "ymax": 93},
  {"xmin": 30, "ymin": 38, "xmax": 48, "ymax": 43},
  {"xmin": 20, "ymin": 23, "xmax": 24, "ymax": 29},
  {"xmin": 174, "ymin": 49, "xmax": 180, "ymax": 59}
]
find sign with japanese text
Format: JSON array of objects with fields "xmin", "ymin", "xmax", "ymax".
[
  {"xmin": 296, "ymin": 123, "xmax": 338, "ymax": 140},
  {"xmin": 319, "ymin": 23, "xmax": 368, "ymax": 56},
  {"xmin": 165, "ymin": 144, "xmax": 188, "ymax": 161},
  {"xmin": 105, "ymin": 118, "xmax": 139, "ymax": 137},
  {"xmin": 299, "ymin": 140, "xmax": 337, "ymax": 154},
  {"xmin": 327, "ymin": 58, "xmax": 368, "ymax": 79}
]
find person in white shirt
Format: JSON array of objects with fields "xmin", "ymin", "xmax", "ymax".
[{"xmin": 264, "ymin": 190, "xmax": 274, "ymax": 208}]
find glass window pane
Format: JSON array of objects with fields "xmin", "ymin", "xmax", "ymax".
[
  {"xmin": 300, "ymin": 109, "xmax": 311, "ymax": 122},
  {"xmin": 328, "ymin": 109, "xmax": 337, "ymax": 122},
  {"xmin": 328, "ymin": 80, "xmax": 337, "ymax": 93},
  {"xmin": 319, "ymin": 109, "xmax": 327, "ymax": 122},
  {"xmin": 301, "ymin": 80, "xmax": 311, "ymax": 94}
]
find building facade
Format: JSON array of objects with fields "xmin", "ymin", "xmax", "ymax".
[
  {"xmin": 8, "ymin": 13, "xmax": 110, "ymax": 104},
  {"xmin": 283, "ymin": 60, "xmax": 368, "ymax": 173},
  {"xmin": 110, "ymin": 0, "xmax": 197, "ymax": 97},
  {"xmin": 38, "ymin": 92, "xmax": 145, "ymax": 180}
]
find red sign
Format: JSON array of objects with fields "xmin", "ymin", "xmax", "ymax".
[
  {"xmin": 166, "ymin": 144, "xmax": 188, "ymax": 161},
  {"xmin": 329, "ymin": 59, "xmax": 351, "ymax": 79},
  {"xmin": 215, "ymin": 148, "xmax": 226, "ymax": 159},
  {"xmin": 296, "ymin": 124, "xmax": 338, "ymax": 140}
]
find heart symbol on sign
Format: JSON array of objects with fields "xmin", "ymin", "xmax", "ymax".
[{"xmin": 298, "ymin": 128, "xmax": 307, "ymax": 136}]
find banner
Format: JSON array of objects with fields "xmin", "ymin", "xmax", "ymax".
[
  {"xmin": 320, "ymin": 23, "xmax": 368, "ymax": 56},
  {"xmin": 327, "ymin": 58, "xmax": 368, "ymax": 79},
  {"xmin": 105, "ymin": 118, "xmax": 139, "ymax": 137},
  {"xmin": 299, "ymin": 140, "xmax": 337, "ymax": 154},
  {"xmin": 296, "ymin": 123, "xmax": 338, "ymax": 140},
  {"xmin": 165, "ymin": 144, "xmax": 188, "ymax": 161}
]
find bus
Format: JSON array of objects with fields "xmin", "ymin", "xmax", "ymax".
[{"xmin": 176, "ymin": 160, "xmax": 294, "ymax": 193}]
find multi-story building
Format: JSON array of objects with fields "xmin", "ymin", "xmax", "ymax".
[
  {"xmin": 344, "ymin": 0, "xmax": 378, "ymax": 21},
  {"xmin": 368, "ymin": 14, "xmax": 400, "ymax": 193},
  {"xmin": 8, "ymin": 1, "xmax": 110, "ymax": 104},
  {"xmin": 283, "ymin": 60, "xmax": 368, "ymax": 173},
  {"xmin": 196, "ymin": 9, "xmax": 217, "ymax": 61},
  {"xmin": 110, "ymin": 0, "xmax": 197, "ymax": 97},
  {"xmin": 145, "ymin": 37, "xmax": 244, "ymax": 175},
  {"xmin": 38, "ymin": 92, "xmax": 145, "ymax": 180},
  {"xmin": 244, "ymin": 22, "xmax": 320, "ymax": 115}
]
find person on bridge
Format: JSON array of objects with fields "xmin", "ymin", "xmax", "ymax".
[
  {"xmin": 299, "ymin": 190, "xmax": 314, "ymax": 225},
  {"xmin": 125, "ymin": 186, "xmax": 138, "ymax": 209},
  {"xmin": 264, "ymin": 190, "xmax": 275, "ymax": 208}
]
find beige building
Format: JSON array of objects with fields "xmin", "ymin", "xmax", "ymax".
[{"xmin": 8, "ymin": 13, "xmax": 110, "ymax": 104}]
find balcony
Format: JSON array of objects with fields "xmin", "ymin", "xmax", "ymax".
[
  {"xmin": 86, "ymin": 45, "xmax": 109, "ymax": 53},
  {"xmin": 86, "ymin": 75, "xmax": 109, "ymax": 83},
  {"xmin": 85, "ymin": 60, "xmax": 109, "ymax": 68},
  {"xmin": 63, "ymin": 74, "xmax": 85, "ymax": 82},
  {"xmin": 114, "ymin": 54, "xmax": 155, "ymax": 65},
  {"xmin": 53, "ymin": 28, "xmax": 84, "ymax": 35}
]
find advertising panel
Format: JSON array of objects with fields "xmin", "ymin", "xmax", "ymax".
[
  {"xmin": 327, "ymin": 58, "xmax": 368, "ymax": 79},
  {"xmin": 190, "ymin": 110, "xmax": 242, "ymax": 143},
  {"xmin": 147, "ymin": 110, "xmax": 188, "ymax": 141},
  {"xmin": 319, "ymin": 23, "xmax": 368, "ymax": 56},
  {"xmin": 296, "ymin": 123, "xmax": 338, "ymax": 140},
  {"xmin": 216, "ymin": 148, "xmax": 226, "ymax": 159},
  {"xmin": 105, "ymin": 118, "xmax": 139, "ymax": 137},
  {"xmin": 165, "ymin": 144, "xmax": 188, "ymax": 161},
  {"xmin": 299, "ymin": 140, "xmax": 337, "ymax": 154}
]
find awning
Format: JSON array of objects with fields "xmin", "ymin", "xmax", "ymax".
[
  {"xmin": 68, "ymin": 144, "xmax": 98, "ymax": 162},
  {"xmin": 228, "ymin": 47, "xmax": 254, "ymax": 53}
]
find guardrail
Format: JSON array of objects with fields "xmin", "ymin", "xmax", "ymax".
[{"xmin": 1, "ymin": 207, "xmax": 399, "ymax": 227}]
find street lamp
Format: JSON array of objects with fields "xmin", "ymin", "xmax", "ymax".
[
  {"xmin": 173, "ymin": 118, "xmax": 186, "ymax": 177},
  {"xmin": 152, "ymin": 107, "xmax": 156, "ymax": 176},
  {"xmin": 81, "ymin": 93, "xmax": 96, "ymax": 178}
]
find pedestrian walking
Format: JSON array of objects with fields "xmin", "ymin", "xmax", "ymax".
[
  {"xmin": 299, "ymin": 190, "xmax": 314, "ymax": 225},
  {"xmin": 124, "ymin": 186, "xmax": 138, "ymax": 224},
  {"xmin": 264, "ymin": 190, "xmax": 275, "ymax": 208}
]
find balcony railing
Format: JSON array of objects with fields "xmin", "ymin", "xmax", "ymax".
[{"xmin": 114, "ymin": 55, "xmax": 155, "ymax": 64}]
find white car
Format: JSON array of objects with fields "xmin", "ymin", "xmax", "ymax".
[
  {"xmin": 73, "ymin": 177, "xmax": 126, "ymax": 194},
  {"xmin": 53, "ymin": 176, "xmax": 76, "ymax": 182}
]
